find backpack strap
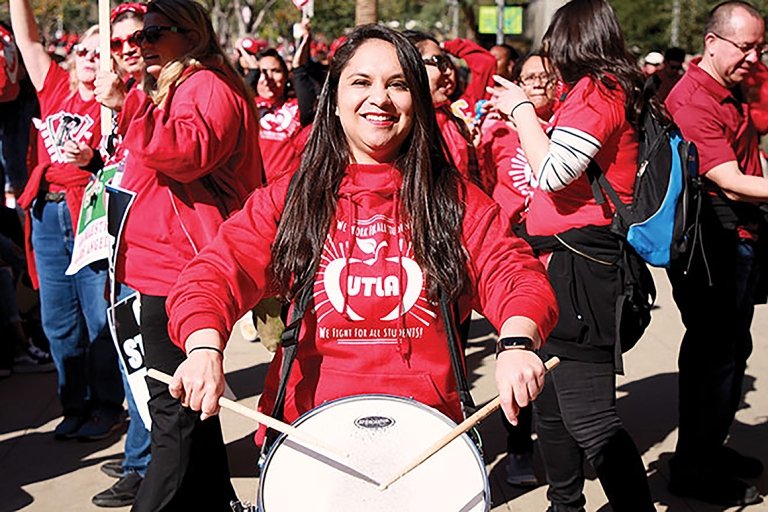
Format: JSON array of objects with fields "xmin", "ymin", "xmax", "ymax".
[
  {"xmin": 438, "ymin": 289, "xmax": 476, "ymax": 416},
  {"xmin": 586, "ymin": 160, "xmax": 634, "ymax": 226}
]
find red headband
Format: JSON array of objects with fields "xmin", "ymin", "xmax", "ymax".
[{"xmin": 110, "ymin": 3, "xmax": 148, "ymax": 23}]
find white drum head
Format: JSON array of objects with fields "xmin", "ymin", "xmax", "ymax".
[{"xmin": 259, "ymin": 394, "xmax": 489, "ymax": 512}]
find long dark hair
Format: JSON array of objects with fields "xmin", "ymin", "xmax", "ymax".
[
  {"xmin": 543, "ymin": 0, "xmax": 645, "ymax": 127},
  {"xmin": 271, "ymin": 24, "xmax": 467, "ymax": 303}
]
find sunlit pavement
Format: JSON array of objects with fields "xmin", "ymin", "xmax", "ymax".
[{"xmin": 1, "ymin": 268, "xmax": 766, "ymax": 511}]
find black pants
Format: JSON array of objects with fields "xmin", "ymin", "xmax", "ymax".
[
  {"xmin": 666, "ymin": 229, "xmax": 758, "ymax": 477},
  {"xmin": 535, "ymin": 357, "xmax": 654, "ymax": 512},
  {"xmin": 132, "ymin": 295, "xmax": 236, "ymax": 512},
  {"xmin": 501, "ymin": 405, "xmax": 533, "ymax": 454}
]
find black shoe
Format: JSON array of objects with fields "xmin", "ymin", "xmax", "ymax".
[
  {"xmin": 54, "ymin": 415, "xmax": 84, "ymax": 440},
  {"xmin": 719, "ymin": 446, "xmax": 764, "ymax": 479},
  {"xmin": 91, "ymin": 472, "xmax": 142, "ymax": 507},
  {"xmin": 669, "ymin": 474, "xmax": 762, "ymax": 507},
  {"xmin": 76, "ymin": 410, "xmax": 126, "ymax": 441},
  {"xmin": 100, "ymin": 459, "xmax": 125, "ymax": 479}
]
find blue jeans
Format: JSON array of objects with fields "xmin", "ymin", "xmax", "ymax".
[
  {"xmin": 115, "ymin": 284, "xmax": 151, "ymax": 475},
  {"xmin": 31, "ymin": 199, "xmax": 123, "ymax": 415}
]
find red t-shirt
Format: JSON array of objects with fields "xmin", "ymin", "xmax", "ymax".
[
  {"xmin": 666, "ymin": 59, "xmax": 762, "ymax": 178},
  {"xmin": 526, "ymin": 76, "xmax": 638, "ymax": 236},
  {"xmin": 256, "ymin": 96, "xmax": 310, "ymax": 183},
  {"xmin": 480, "ymin": 115, "xmax": 535, "ymax": 226}
]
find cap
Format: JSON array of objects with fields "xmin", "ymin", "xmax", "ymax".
[
  {"xmin": 643, "ymin": 51, "xmax": 664, "ymax": 66},
  {"xmin": 239, "ymin": 37, "xmax": 269, "ymax": 55}
]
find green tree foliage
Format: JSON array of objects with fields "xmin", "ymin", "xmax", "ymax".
[{"xmin": 611, "ymin": 0, "xmax": 768, "ymax": 55}]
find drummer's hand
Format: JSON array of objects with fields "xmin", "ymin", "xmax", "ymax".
[
  {"xmin": 61, "ymin": 140, "xmax": 94, "ymax": 167},
  {"xmin": 170, "ymin": 329, "xmax": 226, "ymax": 421},
  {"xmin": 494, "ymin": 349, "xmax": 546, "ymax": 425}
]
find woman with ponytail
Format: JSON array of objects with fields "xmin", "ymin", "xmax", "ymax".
[{"xmin": 113, "ymin": 0, "xmax": 263, "ymax": 509}]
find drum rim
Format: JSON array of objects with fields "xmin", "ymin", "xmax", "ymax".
[{"xmin": 258, "ymin": 393, "xmax": 490, "ymax": 511}]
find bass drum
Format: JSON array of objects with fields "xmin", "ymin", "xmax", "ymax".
[{"xmin": 258, "ymin": 394, "xmax": 489, "ymax": 511}]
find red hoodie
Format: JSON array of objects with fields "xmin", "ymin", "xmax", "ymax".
[
  {"xmin": 255, "ymin": 96, "xmax": 311, "ymax": 182},
  {"xmin": 116, "ymin": 67, "xmax": 263, "ymax": 296},
  {"xmin": 167, "ymin": 163, "xmax": 558, "ymax": 434}
]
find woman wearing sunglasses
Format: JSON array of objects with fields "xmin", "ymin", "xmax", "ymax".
[
  {"xmin": 111, "ymin": 0, "xmax": 263, "ymax": 510},
  {"xmin": 403, "ymin": 31, "xmax": 483, "ymax": 195},
  {"xmin": 489, "ymin": 0, "xmax": 655, "ymax": 510},
  {"xmin": 10, "ymin": 0, "xmax": 126, "ymax": 443}
]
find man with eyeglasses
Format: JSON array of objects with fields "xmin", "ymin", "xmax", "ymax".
[{"xmin": 664, "ymin": 0, "xmax": 767, "ymax": 506}]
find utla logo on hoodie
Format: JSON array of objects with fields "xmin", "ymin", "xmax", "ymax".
[{"xmin": 314, "ymin": 214, "xmax": 435, "ymax": 346}]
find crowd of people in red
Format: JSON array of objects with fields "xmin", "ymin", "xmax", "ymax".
[{"xmin": 1, "ymin": 0, "xmax": 767, "ymax": 510}]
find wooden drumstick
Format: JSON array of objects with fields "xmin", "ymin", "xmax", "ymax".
[
  {"xmin": 147, "ymin": 368, "xmax": 349, "ymax": 461},
  {"xmin": 378, "ymin": 356, "xmax": 560, "ymax": 491}
]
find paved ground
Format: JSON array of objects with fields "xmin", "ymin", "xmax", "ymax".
[{"xmin": 1, "ymin": 268, "xmax": 767, "ymax": 511}]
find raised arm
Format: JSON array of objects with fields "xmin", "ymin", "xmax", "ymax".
[{"xmin": 9, "ymin": 0, "xmax": 52, "ymax": 90}]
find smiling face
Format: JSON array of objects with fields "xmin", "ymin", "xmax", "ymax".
[
  {"xmin": 74, "ymin": 33, "xmax": 100, "ymax": 85},
  {"xmin": 416, "ymin": 39, "xmax": 454, "ymax": 106},
  {"xmin": 336, "ymin": 39, "xmax": 414, "ymax": 164},
  {"xmin": 140, "ymin": 12, "xmax": 195, "ymax": 78},
  {"xmin": 256, "ymin": 55, "xmax": 287, "ymax": 101},
  {"xmin": 704, "ymin": 6, "xmax": 766, "ymax": 87},
  {"xmin": 112, "ymin": 18, "xmax": 144, "ymax": 78}
]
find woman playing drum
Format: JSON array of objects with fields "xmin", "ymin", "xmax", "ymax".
[{"xmin": 164, "ymin": 24, "xmax": 558, "ymax": 444}]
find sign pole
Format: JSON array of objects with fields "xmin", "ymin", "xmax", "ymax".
[{"xmin": 98, "ymin": 0, "xmax": 111, "ymax": 137}]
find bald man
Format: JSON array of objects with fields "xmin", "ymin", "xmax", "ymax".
[{"xmin": 665, "ymin": 1, "xmax": 767, "ymax": 506}]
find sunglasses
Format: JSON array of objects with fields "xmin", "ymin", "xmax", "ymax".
[
  {"xmin": 73, "ymin": 45, "xmax": 100, "ymax": 59},
  {"xmin": 110, "ymin": 30, "xmax": 142, "ymax": 52},
  {"xmin": 134, "ymin": 26, "xmax": 187, "ymax": 45},
  {"xmin": 422, "ymin": 54, "xmax": 452, "ymax": 74}
]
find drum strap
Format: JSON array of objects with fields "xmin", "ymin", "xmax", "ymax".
[
  {"xmin": 438, "ymin": 290, "xmax": 476, "ymax": 417},
  {"xmin": 269, "ymin": 281, "xmax": 313, "ymax": 426}
]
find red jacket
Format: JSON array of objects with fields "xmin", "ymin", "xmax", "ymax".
[
  {"xmin": 116, "ymin": 66, "xmax": 263, "ymax": 296},
  {"xmin": 167, "ymin": 163, "xmax": 558, "ymax": 434},
  {"xmin": 443, "ymin": 38, "xmax": 496, "ymax": 125}
]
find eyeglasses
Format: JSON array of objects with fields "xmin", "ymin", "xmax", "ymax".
[
  {"xmin": 422, "ymin": 54, "xmax": 452, "ymax": 74},
  {"xmin": 73, "ymin": 45, "xmax": 100, "ymax": 59},
  {"xmin": 110, "ymin": 30, "xmax": 142, "ymax": 52},
  {"xmin": 518, "ymin": 73, "xmax": 553, "ymax": 86},
  {"xmin": 135, "ymin": 26, "xmax": 187, "ymax": 45},
  {"xmin": 711, "ymin": 32, "xmax": 768, "ymax": 57}
]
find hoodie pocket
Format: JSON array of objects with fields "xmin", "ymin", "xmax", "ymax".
[{"xmin": 313, "ymin": 367, "xmax": 451, "ymax": 413}]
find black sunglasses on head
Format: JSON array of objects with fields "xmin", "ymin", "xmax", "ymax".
[
  {"xmin": 422, "ymin": 54, "xmax": 452, "ymax": 74},
  {"xmin": 135, "ymin": 26, "xmax": 187, "ymax": 45}
]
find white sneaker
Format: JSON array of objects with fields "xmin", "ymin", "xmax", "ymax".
[{"xmin": 13, "ymin": 344, "xmax": 56, "ymax": 373}]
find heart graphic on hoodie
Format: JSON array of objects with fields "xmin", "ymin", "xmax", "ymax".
[{"xmin": 323, "ymin": 239, "xmax": 423, "ymax": 321}]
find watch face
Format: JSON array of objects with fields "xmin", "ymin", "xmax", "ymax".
[{"xmin": 498, "ymin": 336, "xmax": 534, "ymax": 351}]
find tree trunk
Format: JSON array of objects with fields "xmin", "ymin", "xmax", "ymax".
[
  {"xmin": 355, "ymin": 0, "xmax": 377, "ymax": 26},
  {"xmin": 459, "ymin": 0, "xmax": 477, "ymax": 40}
]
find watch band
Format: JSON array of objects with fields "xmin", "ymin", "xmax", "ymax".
[{"xmin": 496, "ymin": 336, "xmax": 535, "ymax": 355}]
